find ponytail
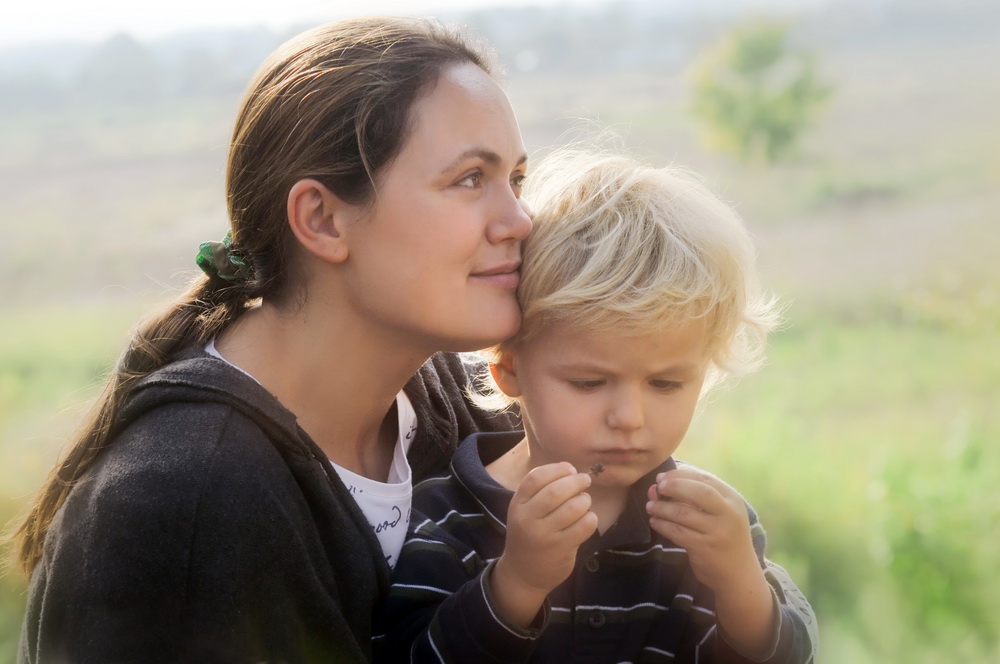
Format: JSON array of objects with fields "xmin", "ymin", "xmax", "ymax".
[{"xmin": 12, "ymin": 274, "xmax": 251, "ymax": 575}]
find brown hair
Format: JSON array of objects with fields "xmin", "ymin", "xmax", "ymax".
[{"xmin": 12, "ymin": 16, "xmax": 494, "ymax": 575}]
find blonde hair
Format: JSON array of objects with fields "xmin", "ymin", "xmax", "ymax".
[{"xmin": 476, "ymin": 147, "xmax": 782, "ymax": 409}]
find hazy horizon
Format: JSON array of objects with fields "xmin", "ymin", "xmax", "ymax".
[
  {"xmin": 2, "ymin": 0, "xmax": 837, "ymax": 48},
  {"xmin": 3, "ymin": 0, "xmax": 608, "ymax": 47}
]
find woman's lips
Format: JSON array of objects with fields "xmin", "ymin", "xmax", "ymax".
[{"xmin": 470, "ymin": 262, "xmax": 521, "ymax": 289}]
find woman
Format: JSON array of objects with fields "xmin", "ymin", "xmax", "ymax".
[{"xmin": 14, "ymin": 16, "xmax": 530, "ymax": 663}]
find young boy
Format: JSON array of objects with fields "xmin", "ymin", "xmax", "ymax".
[{"xmin": 374, "ymin": 149, "xmax": 818, "ymax": 663}]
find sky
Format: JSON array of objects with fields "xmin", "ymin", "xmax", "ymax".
[{"xmin": 1, "ymin": 0, "xmax": 610, "ymax": 47}]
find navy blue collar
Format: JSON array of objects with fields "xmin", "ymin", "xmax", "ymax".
[{"xmin": 450, "ymin": 431, "xmax": 676, "ymax": 550}]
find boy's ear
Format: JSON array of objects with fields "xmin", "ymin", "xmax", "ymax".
[
  {"xmin": 489, "ymin": 353, "xmax": 522, "ymax": 398},
  {"xmin": 286, "ymin": 178, "xmax": 358, "ymax": 264}
]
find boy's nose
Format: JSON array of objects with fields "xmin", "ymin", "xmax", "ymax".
[{"xmin": 607, "ymin": 388, "xmax": 644, "ymax": 431}]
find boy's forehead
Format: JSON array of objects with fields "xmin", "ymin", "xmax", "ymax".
[
  {"xmin": 519, "ymin": 317, "xmax": 712, "ymax": 368},
  {"xmin": 529, "ymin": 312, "xmax": 708, "ymax": 340}
]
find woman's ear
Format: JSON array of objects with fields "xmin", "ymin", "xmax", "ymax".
[
  {"xmin": 286, "ymin": 178, "xmax": 358, "ymax": 264},
  {"xmin": 490, "ymin": 352, "xmax": 522, "ymax": 398}
]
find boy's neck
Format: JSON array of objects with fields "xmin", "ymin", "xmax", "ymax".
[
  {"xmin": 587, "ymin": 484, "xmax": 630, "ymax": 535},
  {"xmin": 483, "ymin": 438, "xmax": 531, "ymax": 492}
]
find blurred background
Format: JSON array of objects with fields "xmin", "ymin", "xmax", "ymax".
[{"xmin": 1, "ymin": 0, "xmax": 997, "ymax": 661}]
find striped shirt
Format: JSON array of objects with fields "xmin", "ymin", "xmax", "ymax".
[{"xmin": 375, "ymin": 432, "xmax": 817, "ymax": 663}]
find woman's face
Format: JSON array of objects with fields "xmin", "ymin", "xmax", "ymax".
[{"xmin": 340, "ymin": 62, "xmax": 532, "ymax": 354}]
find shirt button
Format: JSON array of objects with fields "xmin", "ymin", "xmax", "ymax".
[
  {"xmin": 585, "ymin": 556, "xmax": 600, "ymax": 573},
  {"xmin": 588, "ymin": 610, "xmax": 606, "ymax": 628}
]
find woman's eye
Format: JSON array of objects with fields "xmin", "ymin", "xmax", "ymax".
[
  {"xmin": 456, "ymin": 172, "xmax": 482, "ymax": 188},
  {"xmin": 511, "ymin": 173, "xmax": 527, "ymax": 191}
]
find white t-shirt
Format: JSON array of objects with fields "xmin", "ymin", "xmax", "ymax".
[
  {"xmin": 330, "ymin": 394, "xmax": 416, "ymax": 569},
  {"xmin": 204, "ymin": 340, "xmax": 416, "ymax": 569}
]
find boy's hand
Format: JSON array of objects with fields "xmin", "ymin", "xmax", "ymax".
[
  {"xmin": 645, "ymin": 467, "xmax": 759, "ymax": 591},
  {"xmin": 492, "ymin": 462, "xmax": 598, "ymax": 627},
  {"xmin": 646, "ymin": 467, "xmax": 777, "ymax": 658}
]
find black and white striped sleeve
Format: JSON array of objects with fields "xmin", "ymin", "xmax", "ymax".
[{"xmin": 373, "ymin": 515, "xmax": 547, "ymax": 663}]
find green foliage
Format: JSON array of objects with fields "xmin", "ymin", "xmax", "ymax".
[
  {"xmin": 807, "ymin": 172, "xmax": 901, "ymax": 208},
  {"xmin": 685, "ymin": 304, "xmax": 1000, "ymax": 663},
  {"xmin": 690, "ymin": 21, "xmax": 832, "ymax": 163},
  {"xmin": 0, "ymin": 304, "xmax": 144, "ymax": 664},
  {"xmin": 0, "ymin": 552, "xmax": 24, "ymax": 664}
]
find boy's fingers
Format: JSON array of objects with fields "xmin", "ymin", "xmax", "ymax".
[
  {"xmin": 656, "ymin": 478, "xmax": 715, "ymax": 509},
  {"xmin": 648, "ymin": 511, "xmax": 699, "ymax": 543},
  {"xmin": 561, "ymin": 509, "xmax": 599, "ymax": 542},
  {"xmin": 654, "ymin": 473, "xmax": 731, "ymax": 514},
  {"xmin": 518, "ymin": 464, "xmax": 591, "ymax": 510},
  {"xmin": 517, "ymin": 462, "xmax": 579, "ymax": 501},
  {"xmin": 660, "ymin": 467, "xmax": 735, "ymax": 496},
  {"xmin": 526, "ymin": 472, "xmax": 593, "ymax": 521},
  {"xmin": 543, "ymin": 491, "xmax": 593, "ymax": 532},
  {"xmin": 647, "ymin": 497, "xmax": 710, "ymax": 534}
]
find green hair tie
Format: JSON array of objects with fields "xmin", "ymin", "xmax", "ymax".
[{"xmin": 196, "ymin": 231, "xmax": 252, "ymax": 282}]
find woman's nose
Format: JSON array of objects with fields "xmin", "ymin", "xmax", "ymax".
[{"xmin": 487, "ymin": 190, "xmax": 532, "ymax": 244}]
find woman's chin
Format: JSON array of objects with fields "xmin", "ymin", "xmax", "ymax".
[{"xmin": 447, "ymin": 315, "xmax": 522, "ymax": 353}]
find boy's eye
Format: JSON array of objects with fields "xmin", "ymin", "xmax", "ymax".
[
  {"xmin": 570, "ymin": 379, "xmax": 605, "ymax": 391},
  {"xmin": 650, "ymin": 379, "xmax": 682, "ymax": 392}
]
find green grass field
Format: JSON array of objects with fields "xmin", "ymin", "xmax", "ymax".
[
  {"xmin": 686, "ymin": 305, "xmax": 1000, "ymax": 663},
  {"xmin": 2, "ymin": 7, "xmax": 998, "ymax": 662},
  {"xmin": 2, "ymin": 289, "xmax": 997, "ymax": 663}
]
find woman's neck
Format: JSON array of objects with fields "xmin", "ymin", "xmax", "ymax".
[{"xmin": 216, "ymin": 301, "xmax": 429, "ymax": 480}]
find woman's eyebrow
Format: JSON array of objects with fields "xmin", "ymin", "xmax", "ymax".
[{"xmin": 438, "ymin": 148, "xmax": 528, "ymax": 174}]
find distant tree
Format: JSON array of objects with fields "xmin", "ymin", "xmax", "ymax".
[
  {"xmin": 690, "ymin": 20, "xmax": 832, "ymax": 164},
  {"xmin": 0, "ymin": 73, "xmax": 67, "ymax": 113},
  {"xmin": 75, "ymin": 33, "xmax": 163, "ymax": 103}
]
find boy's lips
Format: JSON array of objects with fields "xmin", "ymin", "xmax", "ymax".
[{"xmin": 595, "ymin": 448, "xmax": 648, "ymax": 464}]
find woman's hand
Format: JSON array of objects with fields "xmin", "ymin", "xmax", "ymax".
[
  {"xmin": 491, "ymin": 463, "xmax": 598, "ymax": 627},
  {"xmin": 646, "ymin": 467, "xmax": 777, "ymax": 658}
]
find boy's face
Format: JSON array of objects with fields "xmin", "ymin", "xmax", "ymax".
[{"xmin": 495, "ymin": 318, "xmax": 710, "ymax": 489}]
